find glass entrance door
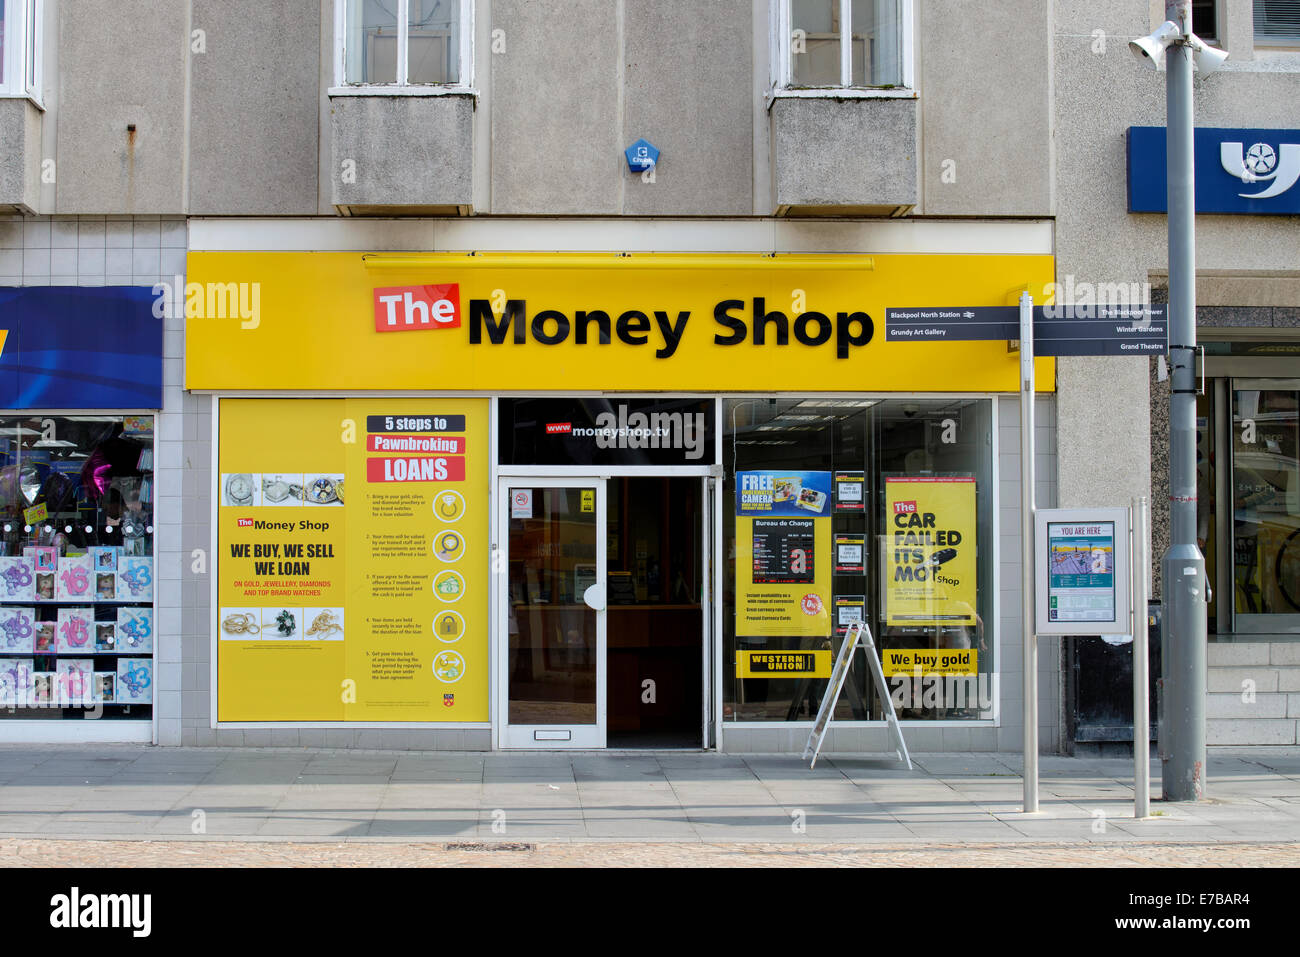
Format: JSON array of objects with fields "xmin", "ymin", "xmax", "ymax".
[{"xmin": 499, "ymin": 479, "xmax": 607, "ymax": 748}]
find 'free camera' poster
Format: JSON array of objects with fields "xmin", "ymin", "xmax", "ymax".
[
  {"xmin": 216, "ymin": 399, "xmax": 488, "ymax": 722},
  {"xmin": 734, "ymin": 470, "xmax": 832, "ymax": 639}
]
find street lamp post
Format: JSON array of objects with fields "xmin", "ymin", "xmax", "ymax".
[{"xmin": 1130, "ymin": 1, "xmax": 1226, "ymax": 802}]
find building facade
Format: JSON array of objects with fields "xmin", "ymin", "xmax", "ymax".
[{"xmin": 0, "ymin": 0, "xmax": 1295, "ymax": 752}]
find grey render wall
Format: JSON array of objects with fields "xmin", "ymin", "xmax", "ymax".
[
  {"xmin": 488, "ymin": 0, "xmax": 622, "ymax": 214},
  {"xmin": 916, "ymin": 0, "xmax": 1053, "ymax": 217},
  {"xmin": 188, "ymin": 0, "xmax": 321, "ymax": 215},
  {"xmin": 622, "ymin": 0, "xmax": 753, "ymax": 216},
  {"xmin": 0, "ymin": 213, "xmax": 187, "ymax": 744},
  {"xmin": 54, "ymin": 1, "xmax": 188, "ymax": 214},
  {"xmin": 20, "ymin": 1, "xmax": 1060, "ymax": 219},
  {"xmin": 1052, "ymin": 0, "xmax": 1300, "ymax": 591}
]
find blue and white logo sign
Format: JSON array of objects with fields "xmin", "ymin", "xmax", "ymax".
[{"xmin": 1128, "ymin": 126, "xmax": 1300, "ymax": 215}]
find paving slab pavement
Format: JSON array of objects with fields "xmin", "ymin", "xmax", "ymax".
[{"xmin": 0, "ymin": 744, "xmax": 1298, "ymax": 852}]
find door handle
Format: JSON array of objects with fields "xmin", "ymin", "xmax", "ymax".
[{"xmin": 583, "ymin": 582, "xmax": 606, "ymax": 612}]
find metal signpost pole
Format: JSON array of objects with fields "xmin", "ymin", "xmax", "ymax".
[
  {"xmin": 1020, "ymin": 291, "xmax": 1038, "ymax": 812},
  {"xmin": 1161, "ymin": 1, "xmax": 1208, "ymax": 802},
  {"xmin": 1133, "ymin": 496, "xmax": 1150, "ymax": 818}
]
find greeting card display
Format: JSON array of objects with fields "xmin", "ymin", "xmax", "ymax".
[
  {"xmin": 0, "ymin": 607, "xmax": 36, "ymax": 654},
  {"xmin": 92, "ymin": 547, "xmax": 119, "ymax": 573},
  {"xmin": 115, "ymin": 607, "xmax": 153, "ymax": 654},
  {"xmin": 0, "ymin": 659, "xmax": 33, "ymax": 706},
  {"xmin": 56, "ymin": 659, "xmax": 94, "ymax": 706},
  {"xmin": 115, "ymin": 658, "xmax": 152, "ymax": 704},
  {"xmin": 55, "ymin": 607, "xmax": 94, "ymax": 654},
  {"xmin": 33, "ymin": 570, "xmax": 55, "ymax": 603},
  {"xmin": 32, "ymin": 620, "xmax": 56, "ymax": 653},
  {"xmin": 116, "ymin": 557, "xmax": 153, "ymax": 602},
  {"xmin": 24, "ymin": 547, "xmax": 56, "ymax": 572},
  {"xmin": 0, "ymin": 556, "xmax": 36, "ymax": 602},
  {"xmin": 94, "ymin": 621, "xmax": 117, "ymax": 653},
  {"xmin": 95, "ymin": 571, "xmax": 117, "ymax": 601},
  {"xmin": 95, "ymin": 672, "xmax": 116, "ymax": 704},
  {"xmin": 55, "ymin": 554, "xmax": 95, "ymax": 603},
  {"xmin": 32, "ymin": 672, "xmax": 53, "ymax": 705}
]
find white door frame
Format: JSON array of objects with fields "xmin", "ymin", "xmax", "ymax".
[
  {"xmin": 497, "ymin": 476, "xmax": 608, "ymax": 749},
  {"xmin": 493, "ymin": 466, "xmax": 716, "ymax": 750}
]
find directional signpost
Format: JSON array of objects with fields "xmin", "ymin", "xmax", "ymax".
[
  {"xmin": 885, "ymin": 297, "xmax": 1165, "ymax": 813},
  {"xmin": 885, "ymin": 304, "xmax": 1169, "ymax": 356}
]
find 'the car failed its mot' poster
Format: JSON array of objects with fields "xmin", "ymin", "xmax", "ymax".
[
  {"xmin": 735, "ymin": 470, "xmax": 832, "ymax": 638},
  {"xmin": 216, "ymin": 399, "xmax": 488, "ymax": 723},
  {"xmin": 885, "ymin": 476, "xmax": 977, "ymax": 625}
]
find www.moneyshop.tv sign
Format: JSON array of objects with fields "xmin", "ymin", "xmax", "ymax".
[{"xmin": 374, "ymin": 284, "xmax": 875, "ymax": 359}]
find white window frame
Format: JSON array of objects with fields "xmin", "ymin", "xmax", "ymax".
[
  {"xmin": 771, "ymin": 0, "xmax": 915, "ymax": 99},
  {"xmin": 330, "ymin": 0, "xmax": 475, "ymax": 96},
  {"xmin": 0, "ymin": 0, "xmax": 43, "ymax": 105}
]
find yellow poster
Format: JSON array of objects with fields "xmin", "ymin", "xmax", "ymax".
[
  {"xmin": 735, "ymin": 470, "xmax": 832, "ymax": 637},
  {"xmin": 216, "ymin": 398, "xmax": 488, "ymax": 723},
  {"xmin": 882, "ymin": 648, "xmax": 979, "ymax": 676},
  {"xmin": 885, "ymin": 476, "xmax": 977, "ymax": 626}
]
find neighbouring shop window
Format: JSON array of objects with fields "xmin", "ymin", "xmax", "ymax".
[
  {"xmin": 340, "ymin": 0, "xmax": 469, "ymax": 87},
  {"xmin": 1231, "ymin": 382, "xmax": 1299, "ymax": 622},
  {"xmin": 1192, "ymin": 0, "xmax": 1219, "ymax": 43},
  {"xmin": 723, "ymin": 397, "xmax": 995, "ymax": 723},
  {"xmin": 0, "ymin": 415, "xmax": 155, "ymax": 719},
  {"xmin": 1255, "ymin": 0, "xmax": 1300, "ymax": 44}
]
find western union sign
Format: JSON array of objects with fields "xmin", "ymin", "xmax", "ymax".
[{"xmin": 736, "ymin": 649, "xmax": 832, "ymax": 679}]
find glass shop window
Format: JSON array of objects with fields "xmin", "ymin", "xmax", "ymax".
[
  {"xmin": 723, "ymin": 397, "xmax": 995, "ymax": 723},
  {"xmin": 0, "ymin": 415, "xmax": 155, "ymax": 720}
]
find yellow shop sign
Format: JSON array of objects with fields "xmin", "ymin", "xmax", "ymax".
[{"xmin": 184, "ymin": 252, "xmax": 1055, "ymax": 393}]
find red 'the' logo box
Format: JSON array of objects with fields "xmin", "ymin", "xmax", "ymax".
[{"xmin": 374, "ymin": 284, "xmax": 461, "ymax": 332}]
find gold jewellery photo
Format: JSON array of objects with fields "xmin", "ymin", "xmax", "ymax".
[
  {"xmin": 221, "ymin": 612, "xmax": 260, "ymax": 635},
  {"xmin": 306, "ymin": 609, "xmax": 342, "ymax": 638}
]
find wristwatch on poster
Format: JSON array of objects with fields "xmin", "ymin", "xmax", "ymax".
[
  {"xmin": 263, "ymin": 478, "xmax": 305, "ymax": 503},
  {"xmin": 306, "ymin": 476, "xmax": 343, "ymax": 505},
  {"xmin": 225, "ymin": 473, "xmax": 254, "ymax": 506}
]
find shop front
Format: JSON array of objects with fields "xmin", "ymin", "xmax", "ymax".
[
  {"xmin": 186, "ymin": 248, "xmax": 1055, "ymax": 751},
  {"xmin": 0, "ymin": 287, "xmax": 162, "ymax": 743}
]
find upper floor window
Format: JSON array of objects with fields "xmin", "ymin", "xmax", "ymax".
[
  {"xmin": 1192, "ymin": 0, "xmax": 1219, "ymax": 44},
  {"xmin": 0, "ymin": 0, "xmax": 42, "ymax": 101},
  {"xmin": 334, "ymin": 0, "xmax": 472, "ymax": 89},
  {"xmin": 1255, "ymin": 0, "xmax": 1300, "ymax": 44},
  {"xmin": 774, "ymin": 0, "xmax": 912, "ymax": 91}
]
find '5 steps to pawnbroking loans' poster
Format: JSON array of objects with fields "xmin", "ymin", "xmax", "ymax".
[{"xmin": 216, "ymin": 399, "xmax": 488, "ymax": 722}]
